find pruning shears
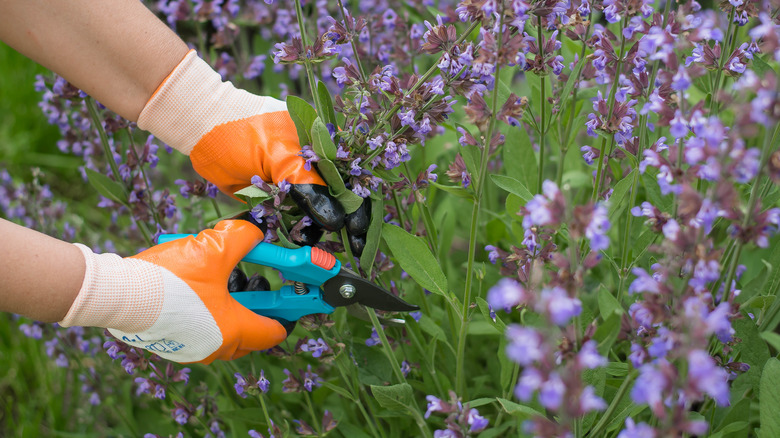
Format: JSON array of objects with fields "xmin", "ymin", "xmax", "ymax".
[{"xmin": 158, "ymin": 234, "xmax": 419, "ymax": 327}]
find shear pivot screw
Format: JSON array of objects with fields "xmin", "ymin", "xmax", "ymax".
[{"xmin": 339, "ymin": 284, "xmax": 356, "ymax": 299}]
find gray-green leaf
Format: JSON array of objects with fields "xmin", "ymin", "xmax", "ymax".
[{"xmin": 382, "ymin": 223, "xmax": 449, "ymax": 297}]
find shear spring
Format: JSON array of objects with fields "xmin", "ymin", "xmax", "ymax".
[{"xmin": 293, "ymin": 282, "xmax": 308, "ymax": 295}]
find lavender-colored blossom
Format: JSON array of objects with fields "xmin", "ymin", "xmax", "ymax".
[
  {"xmin": 365, "ymin": 328, "xmax": 381, "ymax": 346},
  {"xmin": 539, "ymin": 372, "xmax": 565, "ymax": 410},
  {"xmin": 586, "ymin": 203, "xmax": 610, "ymax": 251},
  {"xmin": 425, "ymin": 395, "xmax": 445, "ymax": 418},
  {"xmin": 505, "ymin": 325, "xmax": 544, "ymax": 365},
  {"xmin": 301, "ymin": 338, "xmax": 330, "ymax": 358},
  {"xmin": 631, "ymin": 364, "xmax": 667, "ymax": 413},
  {"xmin": 467, "ymin": 408, "xmax": 489, "ymax": 432},
  {"xmin": 688, "ymin": 350, "xmax": 730, "ymax": 406},
  {"xmin": 537, "ymin": 287, "xmax": 582, "ymax": 326},
  {"xmin": 578, "ymin": 340, "xmax": 607, "ymax": 369},
  {"xmin": 580, "ymin": 385, "xmax": 607, "ymax": 413},
  {"xmin": 487, "ymin": 277, "xmax": 527, "ymax": 312},
  {"xmin": 617, "ymin": 418, "xmax": 657, "ymax": 438},
  {"xmin": 629, "ymin": 267, "xmax": 661, "ymax": 294},
  {"xmin": 234, "ymin": 372, "xmax": 249, "ymax": 398},
  {"xmin": 514, "ymin": 366, "xmax": 543, "ymax": 401}
]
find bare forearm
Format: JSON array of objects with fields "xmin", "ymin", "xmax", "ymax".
[
  {"xmin": 0, "ymin": 0, "xmax": 188, "ymax": 121},
  {"xmin": 0, "ymin": 218, "xmax": 84, "ymax": 322}
]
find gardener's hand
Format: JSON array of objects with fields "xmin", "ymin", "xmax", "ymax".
[
  {"xmin": 58, "ymin": 220, "xmax": 286, "ymax": 364},
  {"xmin": 136, "ymin": 50, "xmax": 370, "ymax": 252}
]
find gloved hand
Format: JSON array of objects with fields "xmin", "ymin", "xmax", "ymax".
[
  {"xmin": 58, "ymin": 220, "xmax": 286, "ymax": 364},
  {"xmin": 136, "ymin": 50, "xmax": 369, "ymax": 253}
]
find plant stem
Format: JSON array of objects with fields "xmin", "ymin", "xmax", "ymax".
[
  {"xmin": 336, "ymin": 0, "xmax": 367, "ymax": 81},
  {"xmin": 293, "ymin": 0, "xmax": 323, "ymax": 113},
  {"xmin": 367, "ymin": 307, "xmax": 405, "ymax": 383},
  {"xmin": 557, "ymin": 13, "xmax": 594, "ymax": 188},
  {"xmin": 709, "ymin": 9, "xmax": 735, "ymax": 114},
  {"xmin": 456, "ymin": 7, "xmax": 506, "ymax": 397},
  {"xmin": 588, "ymin": 369, "xmax": 638, "ymax": 437},
  {"xmin": 537, "ymin": 24, "xmax": 547, "ymax": 193},
  {"xmin": 257, "ymin": 393, "xmax": 273, "ymax": 432},
  {"xmin": 85, "ymin": 97, "xmax": 153, "ymax": 245},
  {"xmin": 304, "ymin": 390, "xmax": 322, "ymax": 436},
  {"xmin": 590, "ymin": 18, "xmax": 628, "ymax": 202},
  {"xmin": 723, "ymin": 121, "xmax": 780, "ymax": 302}
]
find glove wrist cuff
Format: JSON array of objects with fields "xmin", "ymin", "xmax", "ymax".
[
  {"xmin": 59, "ymin": 244, "xmax": 163, "ymax": 332},
  {"xmin": 136, "ymin": 50, "xmax": 277, "ymax": 155}
]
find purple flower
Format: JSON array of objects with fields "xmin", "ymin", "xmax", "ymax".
[
  {"xmin": 425, "ymin": 395, "xmax": 445, "ymax": 418},
  {"xmin": 485, "ymin": 245, "xmax": 501, "ymax": 263},
  {"xmin": 234, "ymin": 372, "xmax": 249, "ymax": 398},
  {"xmin": 302, "ymin": 365, "xmax": 322, "ymax": 392},
  {"xmin": 301, "ymin": 338, "xmax": 330, "ymax": 358},
  {"xmin": 578, "ymin": 340, "xmax": 607, "ymax": 369},
  {"xmin": 258, "ymin": 370, "xmax": 270, "ymax": 393},
  {"xmin": 586, "ymin": 203, "xmax": 610, "ymax": 251},
  {"xmin": 688, "ymin": 350, "xmax": 730, "ymax": 406},
  {"xmin": 537, "ymin": 286, "xmax": 582, "ymax": 326},
  {"xmin": 631, "ymin": 364, "xmax": 667, "ymax": 414},
  {"xmin": 628, "ymin": 267, "xmax": 661, "ymax": 295},
  {"xmin": 467, "ymin": 408, "xmax": 489, "ymax": 432},
  {"xmin": 515, "ymin": 366, "xmax": 543, "ymax": 400},
  {"xmin": 487, "ymin": 278, "xmax": 527, "ymax": 312},
  {"xmin": 617, "ymin": 418, "xmax": 657, "ymax": 438},
  {"xmin": 580, "ymin": 386, "xmax": 607, "ymax": 413},
  {"xmin": 539, "ymin": 372, "xmax": 565, "ymax": 410},
  {"xmin": 173, "ymin": 407, "xmax": 189, "ymax": 425},
  {"xmin": 244, "ymin": 55, "xmax": 267, "ymax": 79},
  {"xmin": 366, "ymin": 328, "xmax": 381, "ymax": 346},
  {"xmin": 505, "ymin": 325, "xmax": 544, "ymax": 365}
]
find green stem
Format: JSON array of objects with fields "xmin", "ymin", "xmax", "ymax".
[
  {"xmin": 85, "ymin": 97, "xmax": 153, "ymax": 245},
  {"xmin": 616, "ymin": 0, "xmax": 674, "ymax": 299},
  {"xmin": 723, "ymin": 122, "xmax": 780, "ymax": 302},
  {"xmin": 590, "ymin": 19, "xmax": 627, "ymax": 202},
  {"xmin": 537, "ymin": 24, "xmax": 547, "ymax": 193},
  {"xmin": 367, "ymin": 307, "xmax": 406, "ymax": 383},
  {"xmin": 293, "ymin": 0, "xmax": 323, "ymax": 113},
  {"xmin": 257, "ymin": 393, "xmax": 273, "ymax": 432},
  {"xmin": 588, "ymin": 369, "xmax": 638, "ymax": 437},
  {"xmin": 304, "ymin": 390, "xmax": 322, "ymax": 436},
  {"xmin": 709, "ymin": 9, "xmax": 735, "ymax": 114},
  {"xmin": 336, "ymin": 0, "xmax": 367, "ymax": 82},
  {"xmin": 456, "ymin": 8, "xmax": 506, "ymax": 397}
]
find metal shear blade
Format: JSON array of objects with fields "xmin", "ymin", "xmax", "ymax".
[{"xmin": 321, "ymin": 268, "xmax": 420, "ymax": 312}]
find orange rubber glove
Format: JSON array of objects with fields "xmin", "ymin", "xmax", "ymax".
[
  {"xmin": 59, "ymin": 220, "xmax": 286, "ymax": 364},
  {"xmin": 136, "ymin": 50, "xmax": 359, "ymax": 238}
]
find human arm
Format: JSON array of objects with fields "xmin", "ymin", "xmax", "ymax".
[
  {"xmin": 0, "ymin": 0, "xmax": 188, "ymax": 121},
  {"xmin": 0, "ymin": 218, "xmax": 84, "ymax": 322},
  {"xmin": 0, "ymin": 217, "xmax": 287, "ymax": 363}
]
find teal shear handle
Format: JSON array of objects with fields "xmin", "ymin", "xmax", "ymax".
[{"xmin": 157, "ymin": 234, "xmax": 341, "ymax": 323}]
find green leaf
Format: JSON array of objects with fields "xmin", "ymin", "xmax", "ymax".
[
  {"xmin": 554, "ymin": 56, "xmax": 585, "ymax": 122},
  {"xmin": 287, "ymin": 95, "xmax": 317, "ymax": 146},
  {"xmin": 608, "ymin": 169, "xmax": 637, "ymax": 221},
  {"xmin": 233, "ymin": 185, "xmax": 272, "ymax": 206},
  {"xmin": 382, "ymin": 223, "xmax": 449, "ymax": 297},
  {"xmin": 598, "ymin": 286, "xmax": 624, "ymax": 318},
  {"xmin": 490, "ymin": 174, "xmax": 533, "ymax": 203},
  {"xmin": 594, "ymin": 313, "xmax": 621, "ymax": 355},
  {"xmin": 370, "ymin": 383, "xmax": 414, "ymax": 412},
  {"xmin": 760, "ymin": 358, "xmax": 780, "ymax": 437},
  {"xmin": 85, "ymin": 168, "xmax": 127, "ymax": 206},
  {"xmin": 335, "ymin": 190, "xmax": 364, "ymax": 215},
  {"xmin": 496, "ymin": 397, "xmax": 545, "ymax": 419},
  {"xmin": 311, "ymin": 117, "xmax": 338, "ymax": 161},
  {"xmin": 372, "ymin": 166, "xmax": 403, "ymax": 183},
  {"xmin": 353, "ymin": 343, "xmax": 393, "ymax": 386},
  {"xmin": 275, "ymin": 228, "xmax": 301, "ymax": 249},
  {"xmin": 709, "ymin": 422, "xmax": 750, "ymax": 438},
  {"xmin": 314, "ymin": 159, "xmax": 347, "ymax": 194},
  {"xmin": 317, "ymin": 80, "xmax": 338, "ymax": 128},
  {"xmin": 430, "ymin": 181, "xmax": 475, "ymax": 200},
  {"xmin": 502, "ymin": 122, "xmax": 538, "ymax": 193},
  {"xmin": 605, "ymin": 362, "xmax": 629, "ymax": 377},
  {"xmin": 467, "ymin": 398, "xmax": 495, "ymax": 408},
  {"xmin": 476, "ymin": 296, "xmax": 506, "ymax": 333},
  {"xmin": 460, "ymin": 146, "xmax": 481, "ymax": 183},
  {"xmin": 760, "ymin": 331, "xmax": 780, "ymax": 352},
  {"xmin": 219, "ymin": 408, "xmax": 266, "ymax": 424},
  {"xmin": 561, "ymin": 170, "xmax": 592, "ymax": 189},
  {"xmin": 360, "ymin": 197, "xmax": 385, "ymax": 274},
  {"xmin": 752, "ymin": 55, "xmax": 772, "ymax": 77}
]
